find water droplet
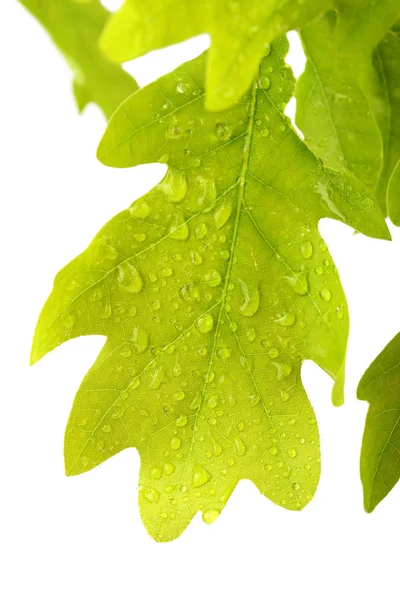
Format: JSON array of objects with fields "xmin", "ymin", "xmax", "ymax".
[
  {"xmin": 269, "ymin": 446, "xmax": 278, "ymax": 456},
  {"xmin": 202, "ymin": 508, "xmax": 220, "ymax": 525},
  {"xmin": 261, "ymin": 128, "xmax": 270, "ymax": 137},
  {"xmin": 204, "ymin": 269, "xmax": 222, "ymax": 287},
  {"xmin": 164, "ymin": 462, "xmax": 175, "ymax": 475},
  {"xmin": 195, "ymin": 222, "xmax": 208, "ymax": 239},
  {"xmin": 129, "ymin": 201, "xmax": 150, "ymax": 219},
  {"xmin": 235, "ymin": 438, "xmax": 247, "ymax": 456},
  {"xmin": 192, "ymin": 463, "xmax": 212, "ymax": 488},
  {"xmin": 131, "ymin": 326, "xmax": 149, "ymax": 353},
  {"xmin": 170, "ymin": 437, "xmax": 182, "ymax": 450},
  {"xmin": 274, "ymin": 362, "xmax": 293, "ymax": 380},
  {"xmin": 177, "ymin": 81, "xmax": 189, "ymax": 94},
  {"xmin": 320, "ymin": 288, "xmax": 332, "ymax": 301},
  {"xmin": 190, "ymin": 250, "xmax": 203, "ymax": 265},
  {"xmin": 196, "ymin": 314, "xmax": 214, "ymax": 333},
  {"xmin": 258, "ymin": 75, "xmax": 271, "ymax": 89},
  {"xmin": 214, "ymin": 122, "xmax": 232, "ymax": 141},
  {"xmin": 169, "ymin": 214, "xmax": 189, "ymax": 240},
  {"xmin": 287, "ymin": 448, "xmax": 297, "ymax": 458},
  {"xmin": 176, "ymin": 416, "xmax": 188, "ymax": 427},
  {"xmin": 238, "ymin": 279, "xmax": 260, "ymax": 317},
  {"xmin": 300, "ymin": 241, "xmax": 313, "ymax": 259},
  {"xmin": 143, "ymin": 488, "xmax": 159, "ymax": 503},
  {"xmin": 214, "ymin": 202, "xmax": 233, "ymax": 229},
  {"xmin": 117, "ymin": 263, "xmax": 143, "ymax": 294},
  {"xmin": 287, "ymin": 272, "xmax": 309, "ymax": 296},
  {"xmin": 246, "ymin": 328, "xmax": 256, "ymax": 342},
  {"xmin": 150, "ymin": 466, "xmax": 162, "ymax": 480},
  {"xmin": 157, "ymin": 168, "xmax": 187, "ymax": 203},
  {"xmin": 267, "ymin": 346, "xmax": 279, "ymax": 358}
]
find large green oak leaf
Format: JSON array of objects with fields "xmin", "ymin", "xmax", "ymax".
[
  {"xmin": 19, "ymin": 0, "xmax": 138, "ymax": 118},
  {"xmin": 99, "ymin": 0, "xmax": 333, "ymax": 111},
  {"xmin": 32, "ymin": 39, "xmax": 389, "ymax": 541}
]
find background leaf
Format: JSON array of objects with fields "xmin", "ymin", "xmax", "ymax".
[
  {"xmin": 296, "ymin": 1, "xmax": 400, "ymax": 214},
  {"xmin": 32, "ymin": 39, "xmax": 389, "ymax": 541},
  {"xmin": 100, "ymin": 0, "xmax": 333, "ymax": 110},
  {"xmin": 19, "ymin": 0, "xmax": 138, "ymax": 118},
  {"xmin": 358, "ymin": 333, "xmax": 400, "ymax": 512}
]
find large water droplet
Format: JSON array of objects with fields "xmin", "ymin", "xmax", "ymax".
[
  {"xmin": 287, "ymin": 272, "xmax": 309, "ymax": 296},
  {"xmin": 132, "ymin": 326, "xmax": 149, "ymax": 353},
  {"xmin": 169, "ymin": 213, "xmax": 189, "ymax": 240},
  {"xmin": 157, "ymin": 168, "xmax": 187, "ymax": 203},
  {"xmin": 129, "ymin": 201, "xmax": 150, "ymax": 219},
  {"xmin": 196, "ymin": 314, "xmax": 214, "ymax": 333},
  {"xmin": 300, "ymin": 241, "xmax": 313, "ymax": 259},
  {"xmin": 214, "ymin": 202, "xmax": 233, "ymax": 229},
  {"xmin": 235, "ymin": 438, "xmax": 247, "ymax": 456},
  {"xmin": 192, "ymin": 463, "xmax": 212, "ymax": 488},
  {"xmin": 117, "ymin": 263, "xmax": 143, "ymax": 294},
  {"xmin": 238, "ymin": 279, "xmax": 260, "ymax": 317}
]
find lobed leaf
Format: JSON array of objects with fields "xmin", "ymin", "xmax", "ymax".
[
  {"xmin": 19, "ymin": 0, "xmax": 138, "ymax": 118},
  {"xmin": 32, "ymin": 39, "xmax": 389, "ymax": 541},
  {"xmin": 358, "ymin": 334, "xmax": 400, "ymax": 512},
  {"xmin": 100, "ymin": 0, "xmax": 333, "ymax": 111}
]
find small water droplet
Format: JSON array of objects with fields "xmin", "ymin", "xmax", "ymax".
[
  {"xmin": 117, "ymin": 263, "xmax": 143, "ymax": 294},
  {"xmin": 300, "ymin": 241, "xmax": 313, "ymax": 259},
  {"xmin": 202, "ymin": 508, "xmax": 220, "ymax": 525},
  {"xmin": 170, "ymin": 436, "xmax": 182, "ymax": 450},
  {"xmin": 287, "ymin": 448, "xmax": 297, "ymax": 458},
  {"xmin": 192, "ymin": 463, "xmax": 212, "ymax": 488},
  {"xmin": 196, "ymin": 314, "xmax": 214, "ymax": 333},
  {"xmin": 258, "ymin": 75, "xmax": 271, "ymax": 89},
  {"xmin": 320, "ymin": 288, "xmax": 332, "ymax": 301},
  {"xmin": 143, "ymin": 488, "xmax": 159, "ymax": 503}
]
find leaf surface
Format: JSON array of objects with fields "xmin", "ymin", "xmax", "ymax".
[
  {"xmin": 100, "ymin": 0, "xmax": 333, "ymax": 110},
  {"xmin": 19, "ymin": 0, "xmax": 138, "ymax": 118},
  {"xmin": 32, "ymin": 39, "xmax": 389, "ymax": 541},
  {"xmin": 296, "ymin": 2, "xmax": 400, "ymax": 211},
  {"xmin": 358, "ymin": 333, "xmax": 400, "ymax": 512}
]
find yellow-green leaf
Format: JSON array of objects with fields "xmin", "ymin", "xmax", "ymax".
[{"xmin": 32, "ymin": 39, "xmax": 389, "ymax": 541}]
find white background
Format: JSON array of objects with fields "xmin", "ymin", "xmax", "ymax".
[{"xmin": 2, "ymin": 2, "xmax": 400, "ymax": 599}]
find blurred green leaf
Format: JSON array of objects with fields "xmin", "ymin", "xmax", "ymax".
[
  {"xmin": 19, "ymin": 0, "xmax": 138, "ymax": 118},
  {"xmin": 100, "ymin": 0, "xmax": 333, "ymax": 110}
]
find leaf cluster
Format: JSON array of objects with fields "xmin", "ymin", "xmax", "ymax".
[{"xmin": 24, "ymin": 0, "xmax": 400, "ymax": 539}]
